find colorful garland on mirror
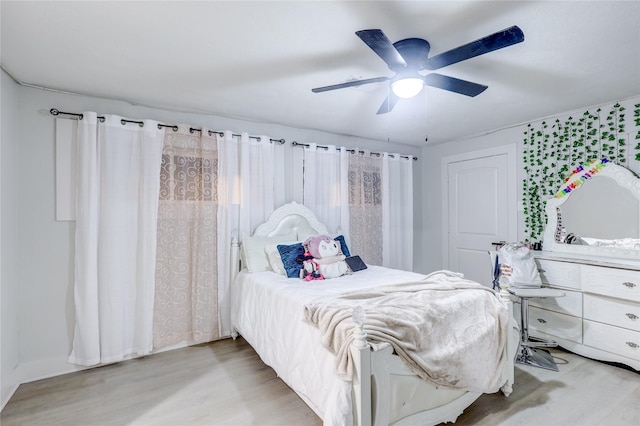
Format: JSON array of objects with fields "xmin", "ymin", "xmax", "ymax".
[{"xmin": 554, "ymin": 157, "xmax": 610, "ymax": 198}]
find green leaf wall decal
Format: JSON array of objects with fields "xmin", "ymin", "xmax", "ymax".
[{"xmin": 521, "ymin": 100, "xmax": 640, "ymax": 242}]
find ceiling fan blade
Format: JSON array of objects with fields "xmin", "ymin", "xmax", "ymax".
[
  {"xmin": 356, "ymin": 29, "xmax": 407, "ymax": 71},
  {"xmin": 425, "ymin": 25, "xmax": 524, "ymax": 70},
  {"xmin": 312, "ymin": 76, "xmax": 390, "ymax": 93},
  {"xmin": 376, "ymin": 93, "xmax": 400, "ymax": 115},
  {"xmin": 423, "ymin": 73, "xmax": 488, "ymax": 97}
]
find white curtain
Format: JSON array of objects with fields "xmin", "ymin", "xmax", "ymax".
[
  {"xmin": 153, "ymin": 125, "xmax": 219, "ymax": 349},
  {"xmin": 348, "ymin": 151, "xmax": 383, "ymax": 265},
  {"xmin": 382, "ymin": 153, "xmax": 414, "ymax": 270},
  {"xmin": 69, "ymin": 113, "xmax": 164, "ymax": 366},
  {"xmin": 238, "ymin": 133, "xmax": 277, "ymax": 234},
  {"xmin": 302, "ymin": 144, "xmax": 349, "ymax": 235},
  {"xmin": 217, "ymin": 132, "xmax": 280, "ymax": 336},
  {"xmin": 300, "ymin": 145, "xmax": 413, "ymax": 269}
]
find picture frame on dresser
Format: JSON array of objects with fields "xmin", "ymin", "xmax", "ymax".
[{"xmin": 531, "ymin": 160, "xmax": 640, "ymax": 371}]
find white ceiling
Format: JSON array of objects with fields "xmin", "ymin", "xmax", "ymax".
[{"xmin": 2, "ymin": 1, "xmax": 640, "ymax": 146}]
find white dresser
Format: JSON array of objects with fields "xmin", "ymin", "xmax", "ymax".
[{"xmin": 527, "ymin": 251, "xmax": 639, "ymax": 370}]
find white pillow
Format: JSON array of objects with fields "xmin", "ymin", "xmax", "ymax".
[
  {"xmin": 265, "ymin": 241, "xmax": 301, "ymax": 275},
  {"xmin": 242, "ymin": 232, "xmax": 297, "ymax": 272}
]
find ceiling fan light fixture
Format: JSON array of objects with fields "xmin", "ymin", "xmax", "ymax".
[{"xmin": 391, "ymin": 77, "xmax": 424, "ymax": 99}]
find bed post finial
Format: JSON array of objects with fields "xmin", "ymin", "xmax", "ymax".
[
  {"xmin": 230, "ymin": 235, "xmax": 241, "ymax": 285},
  {"xmin": 352, "ymin": 306, "xmax": 367, "ymax": 349},
  {"xmin": 498, "ymin": 285, "xmax": 515, "ymax": 396},
  {"xmin": 350, "ymin": 306, "xmax": 372, "ymax": 426}
]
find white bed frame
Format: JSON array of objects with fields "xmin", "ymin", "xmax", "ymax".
[{"xmin": 231, "ymin": 202, "xmax": 516, "ymax": 426}]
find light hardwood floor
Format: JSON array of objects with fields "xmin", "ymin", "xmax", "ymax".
[{"xmin": 2, "ymin": 338, "xmax": 639, "ymax": 426}]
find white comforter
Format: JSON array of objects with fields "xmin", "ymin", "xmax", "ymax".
[
  {"xmin": 231, "ymin": 265, "xmax": 426, "ymax": 424},
  {"xmin": 304, "ymin": 270, "xmax": 509, "ymax": 393}
]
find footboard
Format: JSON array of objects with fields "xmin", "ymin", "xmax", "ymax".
[{"xmin": 350, "ymin": 287, "xmax": 516, "ymax": 426}]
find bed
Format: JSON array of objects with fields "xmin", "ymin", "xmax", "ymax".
[{"xmin": 230, "ymin": 202, "xmax": 518, "ymax": 426}]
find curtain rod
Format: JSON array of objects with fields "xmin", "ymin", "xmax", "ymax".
[
  {"xmin": 290, "ymin": 141, "xmax": 418, "ymax": 161},
  {"xmin": 49, "ymin": 109, "xmax": 286, "ymax": 145}
]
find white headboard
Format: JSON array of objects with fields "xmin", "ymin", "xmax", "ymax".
[
  {"xmin": 230, "ymin": 202, "xmax": 330, "ymax": 281},
  {"xmin": 252, "ymin": 201, "xmax": 329, "ymax": 238}
]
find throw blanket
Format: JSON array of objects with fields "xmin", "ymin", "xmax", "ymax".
[{"xmin": 303, "ymin": 270, "xmax": 509, "ymax": 393}]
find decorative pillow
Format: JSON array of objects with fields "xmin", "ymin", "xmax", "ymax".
[
  {"xmin": 277, "ymin": 243, "xmax": 305, "ymax": 278},
  {"xmin": 334, "ymin": 235, "xmax": 351, "ymax": 257},
  {"xmin": 265, "ymin": 241, "xmax": 300, "ymax": 275},
  {"xmin": 242, "ymin": 232, "xmax": 297, "ymax": 272}
]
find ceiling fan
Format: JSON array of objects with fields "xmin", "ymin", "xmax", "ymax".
[{"xmin": 311, "ymin": 26, "xmax": 524, "ymax": 114}]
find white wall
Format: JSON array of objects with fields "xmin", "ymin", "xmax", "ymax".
[
  {"xmin": 1, "ymin": 70, "xmax": 21, "ymax": 408},
  {"xmin": 4, "ymin": 76, "xmax": 422, "ymax": 385},
  {"xmin": 418, "ymin": 94, "xmax": 640, "ymax": 275}
]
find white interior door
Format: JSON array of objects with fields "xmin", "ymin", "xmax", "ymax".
[{"xmin": 443, "ymin": 147, "xmax": 516, "ymax": 286}]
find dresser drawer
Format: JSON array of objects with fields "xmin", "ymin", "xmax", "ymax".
[
  {"xmin": 529, "ymin": 306, "xmax": 582, "ymax": 343},
  {"xmin": 584, "ymin": 320, "xmax": 640, "ymax": 361},
  {"xmin": 583, "ymin": 294, "xmax": 640, "ymax": 332},
  {"xmin": 530, "ymin": 288, "xmax": 582, "ymax": 317},
  {"xmin": 581, "ymin": 264, "xmax": 640, "ymax": 302},
  {"xmin": 536, "ymin": 259, "xmax": 581, "ymax": 290}
]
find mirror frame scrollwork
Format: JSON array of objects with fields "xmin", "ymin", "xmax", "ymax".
[{"xmin": 543, "ymin": 159, "xmax": 640, "ymax": 260}]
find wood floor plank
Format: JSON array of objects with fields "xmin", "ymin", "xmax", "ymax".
[
  {"xmin": 1, "ymin": 338, "xmax": 322, "ymax": 426},
  {"xmin": 454, "ymin": 348, "xmax": 640, "ymax": 426},
  {"xmin": 2, "ymin": 341, "xmax": 638, "ymax": 425}
]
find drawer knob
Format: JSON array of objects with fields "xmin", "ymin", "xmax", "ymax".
[
  {"xmin": 537, "ymin": 318, "xmax": 547, "ymax": 324},
  {"xmin": 626, "ymin": 342, "xmax": 639, "ymax": 349},
  {"xmin": 622, "ymin": 282, "xmax": 637, "ymax": 288},
  {"xmin": 626, "ymin": 313, "xmax": 639, "ymax": 320}
]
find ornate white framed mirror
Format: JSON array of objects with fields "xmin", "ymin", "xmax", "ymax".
[{"xmin": 542, "ymin": 159, "xmax": 640, "ymax": 259}]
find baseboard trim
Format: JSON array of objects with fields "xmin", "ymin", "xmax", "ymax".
[
  {"xmin": 7, "ymin": 338, "xmax": 226, "ymax": 410},
  {"xmin": 19, "ymin": 356, "xmax": 88, "ymax": 385},
  {"xmin": 19, "ymin": 339, "xmax": 206, "ymax": 385},
  {"xmin": 1, "ymin": 383, "xmax": 19, "ymax": 413},
  {"xmin": 1, "ymin": 365, "xmax": 21, "ymax": 412}
]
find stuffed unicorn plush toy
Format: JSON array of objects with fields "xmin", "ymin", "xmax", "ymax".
[{"xmin": 304, "ymin": 235, "xmax": 349, "ymax": 279}]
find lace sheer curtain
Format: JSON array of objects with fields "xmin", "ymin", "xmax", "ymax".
[
  {"xmin": 348, "ymin": 152, "xmax": 383, "ymax": 265},
  {"xmin": 69, "ymin": 109, "xmax": 286, "ymax": 359},
  {"xmin": 346, "ymin": 151, "xmax": 414, "ymax": 269},
  {"xmin": 153, "ymin": 125, "xmax": 219, "ymax": 348}
]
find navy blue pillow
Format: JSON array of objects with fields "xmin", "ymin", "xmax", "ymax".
[
  {"xmin": 277, "ymin": 243, "xmax": 305, "ymax": 278},
  {"xmin": 334, "ymin": 235, "xmax": 351, "ymax": 257}
]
